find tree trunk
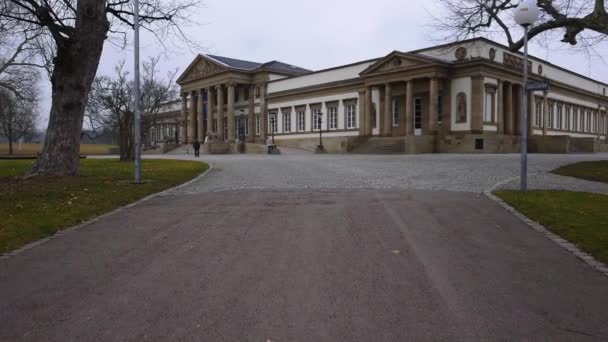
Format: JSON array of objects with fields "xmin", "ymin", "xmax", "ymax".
[
  {"xmin": 119, "ymin": 112, "xmax": 134, "ymax": 161},
  {"xmin": 30, "ymin": 0, "xmax": 109, "ymax": 176},
  {"xmin": 8, "ymin": 123, "xmax": 13, "ymax": 155}
]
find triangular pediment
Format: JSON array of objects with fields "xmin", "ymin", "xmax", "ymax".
[
  {"xmin": 177, "ymin": 55, "xmax": 227, "ymax": 84},
  {"xmin": 360, "ymin": 52, "xmax": 443, "ymax": 76}
]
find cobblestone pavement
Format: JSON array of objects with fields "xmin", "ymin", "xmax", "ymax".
[{"xmin": 153, "ymin": 153, "xmax": 608, "ymax": 194}]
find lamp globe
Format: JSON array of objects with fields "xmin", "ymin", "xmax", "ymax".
[{"xmin": 514, "ymin": 0, "xmax": 540, "ymax": 26}]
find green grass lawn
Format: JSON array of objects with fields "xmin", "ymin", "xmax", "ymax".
[
  {"xmin": 551, "ymin": 160, "xmax": 608, "ymax": 184},
  {"xmin": 0, "ymin": 159, "xmax": 207, "ymax": 253},
  {"xmin": 495, "ymin": 190, "xmax": 608, "ymax": 264}
]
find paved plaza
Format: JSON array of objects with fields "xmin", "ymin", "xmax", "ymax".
[
  {"xmin": 161, "ymin": 152, "xmax": 608, "ymax": 194},
  {"xmin": 1, "ymin": 153, "xmax": 608, "ymax": 341}
]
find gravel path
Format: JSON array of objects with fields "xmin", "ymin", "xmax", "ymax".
[{"xmin": 144, "ymin": 153, "xmax": 608, "ymax": 194}]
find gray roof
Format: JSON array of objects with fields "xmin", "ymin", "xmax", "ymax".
[
  {"xmin": 207, "ymin": 54, "xmax": 311, "ymax": 75},
  {"xmin": 207, "ymin": 55, "xmax": 262, "ymax": 71},
  {"xmin": 259, "ymin": 61, "xmax": 311, "ymax": 75}
]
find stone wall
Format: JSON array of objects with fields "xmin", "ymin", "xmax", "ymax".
[
  {"xmin": 274, "ymin": 136, "xmax": 362, "ymax": 153},
  {"xmin": 438, "ymin": 133, "xmax": 520, "ymax": 153},
  {"xmin": 405, "ymin": 136, "xmax": 435, "ymax": 154},
  {"xmin": 529, "ymin": 136, "xmax": 570, "ymax": 153}
]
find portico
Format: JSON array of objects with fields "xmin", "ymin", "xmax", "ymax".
[{"xmin": 175, "ymin": 54, "xmax": 311, "ymax": 145}]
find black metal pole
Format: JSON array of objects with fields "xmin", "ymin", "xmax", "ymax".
[{"xmin": 319, "ymin": 119, "xmax": 323, "ymax": 147}]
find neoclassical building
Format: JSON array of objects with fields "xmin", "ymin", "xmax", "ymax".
[{"xmin": 153, "ymin": 38, "xmax": 608, "ymax": 153}]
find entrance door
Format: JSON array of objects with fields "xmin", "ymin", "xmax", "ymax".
[{"xmin": 414, "ymin": 97, "xmax": 422, "ymax": 136}]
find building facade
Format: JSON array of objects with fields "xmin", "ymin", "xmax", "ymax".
[{"xmin": 156, "ymin": 38, "xmax": 608, "ymax": 153}]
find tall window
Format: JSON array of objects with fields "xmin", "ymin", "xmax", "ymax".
[
  {"xmin": 269, "ymin": 112, "xmax": 277, "ymax": 134},
  {"xmin": 534, "ymin": 101, "xmax": 542, "ymax": 128},
  {"xmin": 579, "ymin": 108, "xmax": 585, "ymax": 132},
  {"xmin": 328, "ymin": 106, "xmax": 338, "ymax": 130},
  {"xmin": 565, "ymin": 106, "xmax": 571, "ymax": 131},
  {"xmin": 414, "ymin": 97, "xmax": 422, "ymax": 129},
  {"xmin": 484, "ymin": 88, "xmax": 495, "ymax": 123},
  {"xmin": 255, "ymin": 115, "xmax": 260, "ymax": 135},
  {"xmin": 548, "ymin": 103, "xmax": 554, "ymax": 129},
  {"xmin": 297, "ymin": 109, "xmax": 305, "ymax": 131},
  {"xmin": 240, "ymin": 117, "xmax": 249, "ymax": 137},
  {"xmin": 346, "ymin": 104, "xmax": 356, "ymax": 129},
  {"xmin": 392, "ymin": 97, "xmax": 399, "ymax": 126},
  {"xmin": 587, "ymin": 110, "xmax": 591, "ymax": 132},
  {"xmin": 283, "ymin": 110, "xmax": 291, "ymax": 133},
  {"xmin": 573, "ymin": 108, "xmax": 578, "ymax": 132},
  {"xmin": 312, "ymin": 107, "xmax": 322, "ymax": 130},
  {"xmin": 556, "ymin": 104, "xmax": 563, "ymax": 129}
]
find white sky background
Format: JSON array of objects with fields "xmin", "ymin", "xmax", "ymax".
[{"xmin": 36, "ymin": 0, "xmax": 608, "ymax": 128}]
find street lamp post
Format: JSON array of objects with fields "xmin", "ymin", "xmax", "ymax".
[
  {"xmin": 316, "ymin": 112, "xmax": 325, "ymax": 153},
  {"xmin": 133, "ymin": 0, "xmax": 142, "ymax": 183},
  {"xmin": 514, "ymin": 0, "xmax": 540, "ymax": 192}
]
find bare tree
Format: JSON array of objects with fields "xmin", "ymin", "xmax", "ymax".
[
  {"xmin": 434, "ymin": 0, "xmax": 608, "ymax": 52},
  {"xmin": 0, "ymin": 89, "xmax": 38, "ymax": 155},
  {"xmin": 0, "ymin": 0, "xmax": 199, "ymax": 176},
  {"xmin": 88, "ymin": 57, "xmax": 177, "ymax": 161}
]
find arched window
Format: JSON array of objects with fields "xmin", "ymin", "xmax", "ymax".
[{"xmin": 456, "ymin": 92, "xmax": 467, "ymax": 123}]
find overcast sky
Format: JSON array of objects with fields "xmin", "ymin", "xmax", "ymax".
[{"xmin": 36, "ymin": 0, "xmax": 608, "ymax": 128}]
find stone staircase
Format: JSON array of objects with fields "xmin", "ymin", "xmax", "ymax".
[{"xmin": 351, "ymin": 137, "xmax": 406, "ymax": 154}]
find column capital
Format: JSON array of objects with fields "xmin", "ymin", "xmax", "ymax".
[
  {"xmin": 214, "ymin": 84, "xmax": 223, "ymax": 91},
  {"xmin": 227, "ymin": 81, "xmax": 237, "ymax": 88}
]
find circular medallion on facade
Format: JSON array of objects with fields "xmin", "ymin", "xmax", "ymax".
[
  {"xmin": 489, "ymin": 48, "xmax": 496, "ymax": 61},
  {"xmin": 538, "ymin": 64, "xmax": 543, "ymax": 76},
  {"xmin": 455, "ymin": 47, "xmax": 467, "ymax": 61}
]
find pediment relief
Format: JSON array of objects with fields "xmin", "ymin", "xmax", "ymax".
[
  {"xmin": 180, "ymin": 57, "xmax": 226, "ymax": 83},
  {"xmin": 361, "ymin": 54, "xmax": 431, "ymax": 76}
]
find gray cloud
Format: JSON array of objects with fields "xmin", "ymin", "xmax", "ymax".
[{"xmin": 36, "ymin": 0, "xmax": 608, "ymax": 128}]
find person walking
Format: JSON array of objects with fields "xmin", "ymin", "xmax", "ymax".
[{"xmin": 193, "ymin": 140, "xmax": 201, "ymax": 157}]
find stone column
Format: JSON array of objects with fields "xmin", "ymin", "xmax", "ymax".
[
  {"xmin": 365, "ymin": 86, "xmax": 373, "ymax": 136},
  {"xmin": 528, "ymin": 92, "xmax": 534, "ymax": 137},
  {"xmin": 514, "ymin": 84, "xmax": 522, "ymax": 135},
  {"xmin": 189, "ymin": 90, "xmax": 197, "ymax": 142},
  {"xmin": 358, "ymin": 90, "xmax": 366, "ymax": 136},
  {"xmin": 504, "ymin": 82, "xmax": 513, "ymax": 135},
  {"xmin": 429, "ymin": 77, "xmax": 438, "ymax": 134},
  {"xmin": 260, "ymin": 83, "xmax": 268, "ymax": 140},
  {"xmin": 227, "ymin": 82, "xmax": 236, "ymax": 142},
  {"xmin": 207, "ymin": 86, "xmax": 215, "ymax": 136},
  {"xmin": 497, "ymin": 80, "xmax": 504, "ymax": 134},
  {"xmin": 383, "ymin": 83, "xmax": 392, "ymax": 136},
  {"xmin": 180, "ymin": 92, "xmax": 188, "ymax": 143},
  {"xmin": 248, "ymin": 85, "xmax": 255, "ymax": 142},
  {"xmin": 470, "ymin": 76, "xmax": 484, "ymax": 134},
  {"xmin": 405, "ymin": 80, "xmax": 414, "ymax": 136},
  {"xmin": 197, "ymin": 89, "xmax": 205, "ymax": 141},
  {"xmin": 216, "ymin": 84, "xmax": 225, "ymax": 141},
  {"xmin": 542, "ymin": 93, "xmax": 548, "ymax": 136}
]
